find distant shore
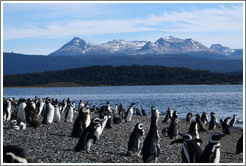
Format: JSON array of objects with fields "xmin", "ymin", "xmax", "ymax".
[{"xmin": 3, "ymin": 114, "xmax": 243, "ymax": 163}]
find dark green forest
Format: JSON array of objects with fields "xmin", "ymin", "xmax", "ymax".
[{"xmin": 3, "ymin": 65, "xmax": 243, "ymax": 87}]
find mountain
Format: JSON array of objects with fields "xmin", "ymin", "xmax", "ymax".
[
  {"xmin": 49, "ymin": 36, "xmax": 243, "ymax": 59},
  {"xmin": 3, "ymin": 52, "xmax": 243, "ymax": 75},
  {"xmin": 210, "ymin": 44, "xmax": 243, "ymax": 59}
]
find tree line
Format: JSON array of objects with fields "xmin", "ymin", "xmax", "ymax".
[{"xmin": 3, "ymin": 65, "xmax": 243, "ymax": 87}]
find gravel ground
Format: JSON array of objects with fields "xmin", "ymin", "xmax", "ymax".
[{"xmin": 3, "ymin": 113, "xmax": 243, "ymax": 163}]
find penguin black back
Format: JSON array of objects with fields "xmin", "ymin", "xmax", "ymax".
[
  {"xmin": 208, "ymin": 112, "xmax": 217, "ymax": 130},
  {"xmin": 236, "ymin": 130, "xmax": 243, "ymax": 154}
]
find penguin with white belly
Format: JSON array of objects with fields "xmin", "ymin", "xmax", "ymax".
[
  {"xmin": 125, "ymin": 103, "xmax": 135, "ymax": 122},
  {"xmin": 170, "ymin": 133, "xmax": 202, "ymax": 163},
  {"xmin": 127, "ymin": 123, "xmax": 144, "ymax": 156},
  {"xmin": 199, "ymin": 132, "xmax": 225, "ymax": 163},
  {"xmin": 65, "ymin": 103, "xmax": 74, "ymax": 123},
  {"xmin": 52, "ymin": 99, "xmax": 61, "ymax": 123},
  {"xmin": 42, "ymin": 97, "xmax": 54, "ymax": 124},
  {"xmin": 3, "ymin": 98, "xmax": 12, "ymax": 122},
  {"xmin": 17, "ymin": 98, "xmax": 27, "ymax": 123},
  {"xmin": 75, "ymin": 116, "xmax": 108, "ymax": 153}
]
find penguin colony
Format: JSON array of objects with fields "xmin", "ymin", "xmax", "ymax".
[{"xmin": 2, "ymin": 96, "xmax": 243, "ymax": 163}]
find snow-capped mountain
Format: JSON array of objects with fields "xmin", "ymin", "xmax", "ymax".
[
  {"xmin": 210, "ymin": 44, "xmax": 243, "ymax": 59},
  {"xmin": 49, "ymin": 36, "xmax": 242, "ymax": 59}
]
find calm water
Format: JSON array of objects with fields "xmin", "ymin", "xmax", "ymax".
[{"xmin": 3, "ymin": 85, "xmax": 244, "ymax": 127}]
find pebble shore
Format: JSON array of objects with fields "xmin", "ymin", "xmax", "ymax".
[{"xmin": 3, "ymin": 113, "xmax": 243, "ymax": 163}]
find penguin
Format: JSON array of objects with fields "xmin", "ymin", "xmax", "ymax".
[
  {"xmin": 166, "ymin": 113, "xmax": 179, "ymax": 140},
  {"xmin": 170, "ymin": 133, "xmax": 203, "ymax": 163},
  {"xmin": 112, "ymin": 105, "xmax": 121, "ymax": 124},
  {"xmin": 236, "ymin": 130, "xmax": 243, "ymax": 154},
  {"xmin": 3, "ymin": 98, "xmax": 12, "ymax": 122},
  {"xmin": 125, "ymin": 104, "xmax": 134, "ymax": 122},
  {"xmin": 103, "ymin": 110, "xmax": 112, "ymax": 129},
  {"xmin": 52, "ymin": 99, "xmax": 61, "ymax": 123},
  {"xmin": 186, "ymin": 113, "xmax": 193, "ymax": 123},
  {"xmin": 229, "ymin": 114, "xmax": 237, "ymax": 127},
  {"xmin": 142, "ymin": 107, "xmax": 160, "ymax": 163},
  {"xmin": 134, "ymin": 108, "xmax": 141, "ymax": 116},
  {"xmin": 220, "ymin": 118, "xmax": 231, "ymax": 135},
  {"xmin": 27, "ymin": 98, "xmax": 36, "ymax": 110},
  {"xmin": 75, "ymin": 116, "xmax": 108, "ymax": 153},
  {"xmin": 10, "ymin": 120, "xmax": 26, "ymax": 131},
  {"xmin": 42, "ymin": 97, "xmax": 54, "ymax": 124},
  {"xmin": 10, "ymin": 98, "xmax": 18, "ymax": 119},
  {"xmin": 36, "ymin": 98, "xmax": 45, "ymax": 117},
  {"xmin": 65, "ymin": 103, "xmax": 74, "ymax": 123},
  {"xmin": 208, "ymin": 112, "xmax": 217, "ymax": 130},
  {"xmin": 127, "ymin": 123, "xmax": 144, "ymax": 156},
  {"xmin": 16, "ymin": 98, "xmax": 27, "ymax": 123},
  {"xmin": 60, "ymin": 99, "xmax": 67, "ymax": 115},
  {"xmin": 24, "ymin": 99, "xmax": 41, "ymax": 128},
  {"xmin": 195, "ymin": 114, "xmax": 207, "ymax": 132},
  {"xmin": 3, "ymin": 145, "xmax": 40, "ymax": 163},
  {"xmin": 201, "ymin": 111, "xmax": 208, "ymax": 125},
  {"xmin": 78, "ymin": 99, "xmax": 85, "ymax": 111},
  {"xmin": 141, "ymin": 105, "xmax": 147, "ymax": 117},
  {"xmin": 71, "ymin": 106, "xmax": 91, "ymax": 138},
  {"xmin": 188, "ymin": 121, "xmax": 200, "ymax": 140},
  {"xmin": 199, "ymin": 132, "xmax": 225, "ymax": 163},
  {"xmin": 162, "ymin": 107, "xmax": 173, "ymax": 124}
]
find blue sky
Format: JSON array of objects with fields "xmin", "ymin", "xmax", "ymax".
[{"xmin": 2, "ymin": 2, "xmax": 244, "ymax": 55}]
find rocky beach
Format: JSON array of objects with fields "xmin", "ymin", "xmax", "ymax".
[{"xmin": 3, "ymin": 113, "xmax": 243, "ymax": 164}]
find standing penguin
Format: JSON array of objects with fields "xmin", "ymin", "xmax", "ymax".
[
  {"xmin": 170, "ymin": 133, "xmax": 202, "ymax": 163},
  {"xmin": 201, "ymin": 112, "xmax": 208, "ymax": 125},
  {"xmin": 3, "ymin": 145, "xmax": 40, "ymax": 163},
  {"xmin": 78, "ymin": 99, "xmax": 85, "ymax": 111},
  {"xmin": 220, "ymin": 118, "xmax": 231, "ymax": 135},
  {"xmin": 186, "ymin": 113, "xmax": 193, "ymax": 123},
  {"xmin": 166, "ymin": 113, "xmax": 179, "ymax": 140},
  {"xmin": 141, "ymin": 106, "xmax": 147, "ymax": 117},
  {"xmin": 142, "ymin": 107, "xmax": 160, "ymax": 163},
  {"xmin": 127, "ymin": 123, "xmax": 144, "ymax": 156},
  {"xmin": 188, "ymin": 121, "xmax": 200, "ymax": 140},
  {"xmin": 125, "ymin": 103, "xmax": 134, "ymax": 122},
  {"xmin": 71, "ymin": 106, "xmax": 91, "ymax": 138},
  {"xmin": 236, "ymin": 130, "xmax": 243, "ymax": 154},
  {"xmin": 25, "ymin": 99, "xmax": 41, "ymax": 128},
  {"xmin": 229, "ymin": 114, "xmax": 237, "ymax": 127},
  {"xmin": 208, "ymin": 112, "xmax": 217, "ymax": 130},
  {"xmin": 17, "ymin": 98, "xmax": 27, "ymax": 123},
  {"xmin": 134, "ymin": 108, "xmax": 142, "ymax": 116},
  {"xmin": 65, "ymin": 103, "xmax": 74, "ymax": 123},
  {"xmin": 42, "ymin": 97, "xmax": 54, "ymax": 124},
  {"xmin": 60, "ymin": 99, "xmax": 67, "ymax": 115},
  {"xmin": 53, "ymin": 99, "xmax": 61, "ymax": 123},
  {"xmin": 199, "ymin": 132, "xmax": 225, "ymax": 163},
  {"xmin": 195, "ymin": 114, "xmax": 207, "ymax": 132},
  {"xmin": 36, "ymin": 98, "xmax": 45, "ymax": 117},
  {"xmin": 75, "ymin": 116, "xmax": 108, "ymax": 153},
  {"xmin": 3, "ymin": 98, "xmax": 12, "ymax": 122},
  {"xmin": 162, "ymin": 107, "xmax": 173, "ymax": 124}
]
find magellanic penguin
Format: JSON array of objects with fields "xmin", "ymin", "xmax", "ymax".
[
  {"xmin": 65, "ymin": 103, "xmax": 74, "ymax": 123},
  {"xmin": 162, "ymin": 107, "xmax": 173, "ymax": 124},
  {"xmin": 229, "ymin": 114, "xmax": 237, "ymax": 127},
  {"xmin": 36, "ymin": 98, "xmax": 45, "ymax": 117},
  {"xmin": 17, "ymin": 98, "xmax": 27, "ymax": 123},
  {"xmin": 125, "ymin": 103, "xmax": 135, "ymax": 122},
  {"xmin": 220, "ymin": 118, "xmax": 231, "ymax": 135},
  {"xmin": 186, "ymin": 113, "xmax": 193, "ymax": 123},
  {"xmin": 78, "ymin": 99, "xmax": 85, "ymax": 111},
  {"xmin": 134, "ymin": 108, "xmax": 142, "ymax": 116},
  {"xmin": 236, "ymin": 130, "xmax": 243, "ymax": 154},
  {"xmin": 208, "ymin": 112, "xmax": 217, "ymax": 130},
  {"xmin": 166, "ymin": 112, "xmax": 179, "ymax": 140},
  {"xmin": 195, "ymin": 114, "xmax": 207, "ymax": 132},
  {"xmin": 127, "ymin": 123, "xmax": 144, "ymax": 156},
  {"xmin": 3, "ymin": 145, "xmax": 40, "ymax": 163},
  {"xmin": 141, "ymin": 106, "xmax": 147, "ymax": 117},
  {"xmin": 112, "ymin": 104, "xmax": 121, "ymax": 124},
  {"xmin": 75, "ymin": 116, "xmax": 108, "ymax": 153},
  {"xmin": 142, "ymin": 107, "xmax": 160, "ymax": 163},
  {"xmin": 52, "ymin": 99, "xmax": 61, "ymax": 123},
  {"xmin": 42, "ymin": 97, "xmax": 55, "ymax": 124},
  {"xmin": 199, "ymin": 132, "xmax": 225, "ymax": 163},
  {"xmin": 3, "ymin": 98, "xmax": 12, "ymax": 122},
  {"xmin": 170, "ymin": 133, "xmax": 203, "ymax": 163},
  {"xmin": 60, "ymin": 99, "xmax": 67, "ymax": 115},
  {"xmin": 24, "ymin": 99, "xmax": 41, "ymax": 128},
  {"xmin": 71, "ymin": 105, "xmax": 91, "ymax": 138},
  {"xmin": 201, "ymin": 111, "xmax": 208, "ymax": 125},
  {"xmin": 188, "ymin": 121, "xmax": 200, "ymax": 140}
]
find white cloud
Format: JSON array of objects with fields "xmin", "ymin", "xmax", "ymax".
[{"xmin": 3, "ymin": 5, "xmax": 243, "ymax": 41}]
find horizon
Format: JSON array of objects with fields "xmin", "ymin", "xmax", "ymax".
[{"xmin": 2, "ymin": 1, "xmax": 244, "ymax": 55}]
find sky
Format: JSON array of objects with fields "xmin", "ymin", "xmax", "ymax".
[{"xmin": 2, "ymin": 2, "xmax": 244, "ymax": 55}]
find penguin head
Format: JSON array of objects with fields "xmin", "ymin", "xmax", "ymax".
[
  {"xmin": 202, "ymin": 111, "xmax": 208, "ymax": 115},
  {"xmin": 210, "ymin": 112, "xmax": 215, "ymax": 116},
  {"xmin": 209, "ymin": 132, "xmax": 225, "ymax": 143},
  {"xmin": 179, "ymin": 133, "xmax": 193, "ymax": 142},
  {"xmin": 219, "ymin": 118, "xmax": 224, "ymax": 123},
  {"xmin": 224, "ymin": 117, "xmax": 231, "ymax": 123},
  {"xmin": 136, "ymin": 123, "xmax": 143, "ymax": 130},
  {"xmin": 92, "ymin": 118, "xmax": 101, "ymax": 127}
]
